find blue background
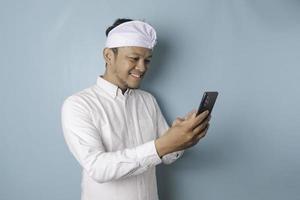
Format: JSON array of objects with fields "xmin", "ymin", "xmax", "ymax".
[{"xmin": 1, "ymin": 0, "xmax": 300, "ymax": 199}]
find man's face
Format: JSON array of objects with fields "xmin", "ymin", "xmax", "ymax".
[{"xmin": 104, "ymin": 46, "xmax": 152, "ymax": 91}]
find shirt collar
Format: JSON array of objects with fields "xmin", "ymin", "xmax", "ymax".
[{"xmin": 96, "ymin": 76, "xmax": 133, "ymax": 98}]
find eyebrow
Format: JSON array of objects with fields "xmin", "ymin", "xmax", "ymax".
[{"xmin": 129, "ymin": 53, "xmax": 152, "ymax": 58}]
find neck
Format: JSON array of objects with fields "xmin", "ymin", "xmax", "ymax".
[{"xmin": 102, "ymin": 72, "xmax": 127, "ymax": 94}]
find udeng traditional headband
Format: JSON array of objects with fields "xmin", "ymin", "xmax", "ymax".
[{"xmin": 105, "ymin": 20, "xmax": 157, "ymax": 49}]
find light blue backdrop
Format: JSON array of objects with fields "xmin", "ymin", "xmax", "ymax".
[{"xmin": 1, "ymin": 0, "xmax": 299, "ymax": 199}]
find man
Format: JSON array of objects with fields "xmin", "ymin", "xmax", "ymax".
[{"xmin": 61, "ymin": 18, "xmax": 211, "ymax": 200}]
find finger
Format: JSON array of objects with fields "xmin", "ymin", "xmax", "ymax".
[
  {"xmin": 196, "ymin": 123, "xmax": 209, "ymax": 140},
  {"xmin": 192, "ymin": 121, "xmax": 209, "ymax": 136},
  {"xmin": 190, "ymin": 110, "xmax": 209, "ymax": 129},
  {"xmin": 200, "ymin": 115, "xmax": 211, "ymax": 127},
  {"xmin": 202, "ymin": 115, "xmax": 211, "ymax": 125},
  {"xmin": 196, "ymin": 110, "xmax": 209, "ymax": 121},
  {"xmin": 185, "ymin": 109, "xmax": 197, "ymax": 120},
  {"xmin": 175, "ymin": 117, "xmax": 184, "ymax": 122},
  {"xmin": 204, "ymin": 114, "xmax": 212, "ymax": 122},
  {"xmin": 189, "ymin": 125, "xmax": 209, "ymax": 146}
]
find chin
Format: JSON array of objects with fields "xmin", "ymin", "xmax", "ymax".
[
  {"xmin": 127, "ymin": 83, "xmax": 141, "ymax": 89},
  {"xmin": 126, "ymin": 78, "xmax": 143, "ymax": 89},
  {"xmin": 128, "ymin": 85, "xmax": 140, "ymax": 89}
]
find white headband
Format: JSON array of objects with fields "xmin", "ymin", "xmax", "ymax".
[{"xmin": 105, "ymin": 20, "xmax": 157, "ymax": 49}]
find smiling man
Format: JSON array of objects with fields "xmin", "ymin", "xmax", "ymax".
[
  {"xmin": 103, "ymin": 46, "xmax": 151, "ymax": 91},
  {"xmin": 61, "ymin": 18, "xmax": 211, "ymax": 200}
]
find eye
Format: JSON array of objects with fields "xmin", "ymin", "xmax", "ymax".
[
  {"xmin": 129, "ymin": 57, "xmax": 139, "ymax": 62},
  {"xmin": 145, "ymin": 59, "xmax": 151, "ymax": 64}
]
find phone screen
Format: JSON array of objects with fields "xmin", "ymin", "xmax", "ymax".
[{"xmin": 196, "ymin": 91, "xmax": 218, "ymax": 116}]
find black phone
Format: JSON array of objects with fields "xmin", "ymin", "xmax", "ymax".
[{"xmin": 196, "ymin": 91, "xmax": 218, "ymax": 116}]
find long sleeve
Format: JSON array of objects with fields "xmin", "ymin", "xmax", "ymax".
[
  {"xmin": 61, "ymin": 97, "xmax": 162, "ymax": 183},
  {"xmin": 152, "ymin": 96, "xmax": 184, "ymax": 164}
]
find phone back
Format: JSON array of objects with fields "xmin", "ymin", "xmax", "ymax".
[{"xmin": 197, "ymin": 91, "xmax": 218, "ymax": 115}]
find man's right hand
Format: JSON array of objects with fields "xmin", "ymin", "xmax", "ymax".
[{"xmin": 155, "ymin": 110, "xmax": 211, "ymax": 157}]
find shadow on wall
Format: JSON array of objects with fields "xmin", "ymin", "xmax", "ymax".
[{"xmin": 156, "ymin": 115, "xmax": 248, "ymax": 199}]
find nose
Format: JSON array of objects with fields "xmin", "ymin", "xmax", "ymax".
[{"xmin": 136, "ymin": 59, "xmax": 147, "ymax": 72}]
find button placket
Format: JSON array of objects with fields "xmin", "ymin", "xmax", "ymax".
[{"xmin": 124, "ymin": 96, "xmax": 136, "ymax": 147}]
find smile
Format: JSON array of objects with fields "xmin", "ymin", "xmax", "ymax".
[{"xmin": 129, "ymin": 73, "xmax": 143, "ymax": 79}]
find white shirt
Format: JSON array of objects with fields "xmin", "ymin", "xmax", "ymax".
[{"xmin": 61, "ymin": 76, "xmax": 183, "ymax": 200}]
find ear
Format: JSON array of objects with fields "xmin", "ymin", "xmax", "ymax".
[{"xmin": 103, "ymin": 48, "xmax": 115, "ymax": 67}]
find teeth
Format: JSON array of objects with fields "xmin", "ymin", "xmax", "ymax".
[{"xmin": 131, "ymin": 74, "xmax": 141, "ymax": 78}]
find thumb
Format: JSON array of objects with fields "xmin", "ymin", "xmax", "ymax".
[
  {"xmin": 185, "ymin": 109, "xmax": 197, "ymax": 120},
  {"xmin": 172, "ymin": 117, "xmax": 184, "ymax": 126}
]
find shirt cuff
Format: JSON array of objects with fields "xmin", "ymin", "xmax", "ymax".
[
  {"xmin": 162, "ymin": 150, "xmax": 184, "ymax": 164},
  {"xmin": 135, "ymin": 140, "xmax": 162, "ymax": 168}
]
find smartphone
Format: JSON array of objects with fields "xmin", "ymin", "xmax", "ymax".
[{"xmin": 196, "ymin": 91, "xmax": 218, "ymax": 116}]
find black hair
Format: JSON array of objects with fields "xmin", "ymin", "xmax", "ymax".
[{"xmin": 105, "ymin": 18, "xmax": 133, "ymax": 54}]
